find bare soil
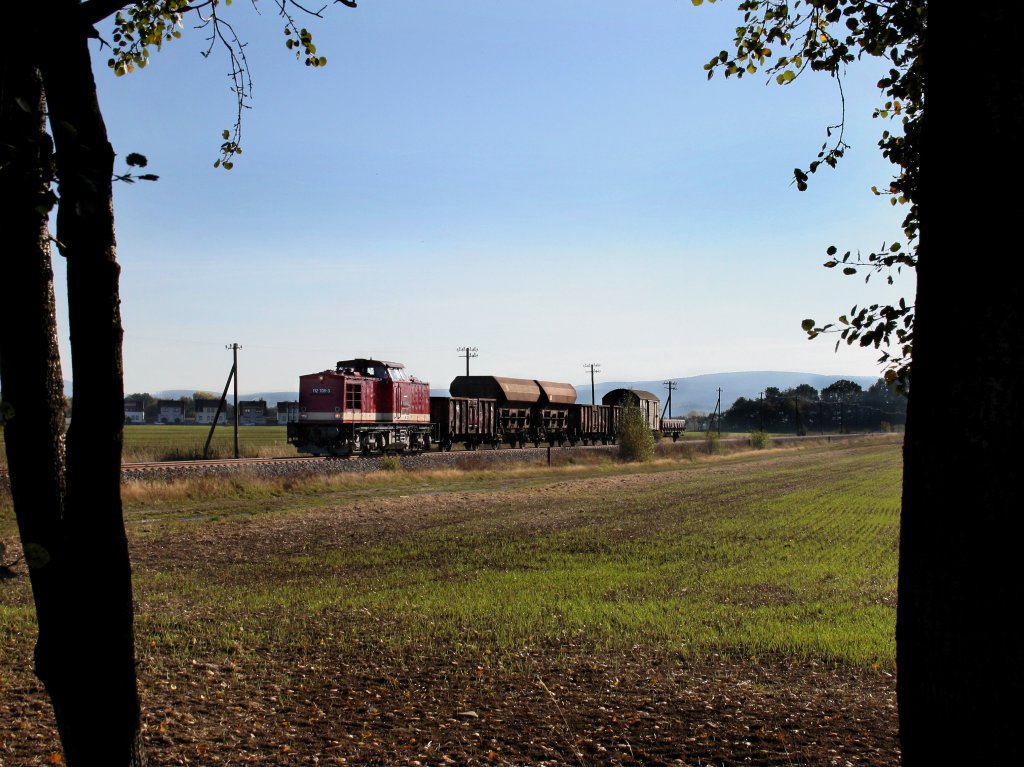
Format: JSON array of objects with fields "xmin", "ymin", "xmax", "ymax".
[{"xmin": 0, "ymin": 457, "xmax": 900, "ymax": 766}]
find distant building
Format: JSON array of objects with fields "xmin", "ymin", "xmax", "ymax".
[
  {"xmin": 124, "ymin": 398, "xmax": 145, "ymax": 425},
  {"xmin": 194, "ymin": 399, "xmax": 227, "ymax": 425},
  {"xmin": 157, "ymin": 399, "xmax": 185, "ymax": 424},
  {"xmin": 277, "ymin": 401, "xmax": 299, "ymax": 425},
  {"xmin": 238, "ymin": 399, "xmax": 268, "ymax": 426}
]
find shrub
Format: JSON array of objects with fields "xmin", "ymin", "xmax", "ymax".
[
  {"xmin": 618, "ymin": 405, "xmax": 654, "ymax": 463},
  {"xmin": 750, "ymin": 430, "xmax": 769, "ymax": 449},
  {"xmin": 879, "ymin": 420, "xmax": 893, "ymax": 433},
  {"xmin": 704, "ymin": 431, "xmax": 720, "ymax": 455},
  {"xmin": 380, "ymin": 455, "xmax": 402, "ymax": 472}
]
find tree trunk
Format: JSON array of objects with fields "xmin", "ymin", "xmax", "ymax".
[
  {"xmin": 18, "ymin": 6, "xmax": 146, "ymax": 765},
  {"xmin": 0, "ymin": 34, "xmax": 69, "ymax": 718},
  {"xmin": 897, "ymin": 5, "xmax": 1024, "ymax": 764}
]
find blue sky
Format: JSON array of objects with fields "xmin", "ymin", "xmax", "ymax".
[{"xmin": 58, "ymin": 0, "xmax": 913, "ymax": 395}]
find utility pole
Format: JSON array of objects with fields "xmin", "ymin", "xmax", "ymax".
[
  {"xmin": 583, "ymin": 362, "xmax": 601, "ymax": 405},
  {"xmin": 759, "ymin": 391, "xmax": 764, "ymax": 432},
  {"xmin": 662, "ymin": 380, "xmax": 677, "ymax": 418},
  {"xmin": 229, "ymin": 343, "xmax": 241, "ymax": 458},
  {"xmin": 457, "ymin": 346, "xmax": 478, "ymax": 376},
  {"xmin": 715, "ymin": 388, "xmax": 722, "ymax": 437}
]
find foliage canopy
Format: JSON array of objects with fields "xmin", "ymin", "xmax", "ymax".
[
  {"xmin": 104, "ymin": 0, "xmax": 354, "ymax": 168},
  {"xmin": 698, "ymin": 0, "xmax": 924, "ymax": 389}
]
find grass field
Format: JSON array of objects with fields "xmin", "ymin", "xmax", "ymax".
[
  {"xmin": 0, "ymin": 438, "xmax": 902, "ymax": 765},
  {"xmin": 0, "ymin": 424, "xmax": 295, "ymax": 465}
]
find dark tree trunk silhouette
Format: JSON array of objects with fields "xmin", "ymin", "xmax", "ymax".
[
  {"xmin": 898, "ymin": 5, "xmax": 1023, "ymax": 764},
  {"xmin": 1, "ymin": 6, "xmax": 145, "ymax": 765}
]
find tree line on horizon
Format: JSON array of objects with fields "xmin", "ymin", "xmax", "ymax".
[{"xmin": 688, "ymin": 378, "xmax": 906, "ymax": 434}]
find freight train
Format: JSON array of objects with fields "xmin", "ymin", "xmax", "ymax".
[{"xmin": 286, "ymin": 357, "xmax": 685, "ymax": 457}]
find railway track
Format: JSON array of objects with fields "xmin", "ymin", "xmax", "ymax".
[
  {"xmin": 121, "ymin": 455, "xmax": 332, "ymax": 472},
  {"xmin": 109, "ymin": 443, "xmax": 611, "ymax": 481},
  {"xmin": 0, "ymin": 433, "xmax": 892, "ymax": 483}
]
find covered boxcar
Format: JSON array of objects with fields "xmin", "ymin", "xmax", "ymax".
[{"xmin": 602, "ymin": 388, "xmax": 661, "ymax": 432}]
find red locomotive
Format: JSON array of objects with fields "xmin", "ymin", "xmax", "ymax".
[{"xmin": 286, "ymin": 358, "xmax": 432, "ymax": 456}]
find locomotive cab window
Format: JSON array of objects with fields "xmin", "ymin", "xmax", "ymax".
[{"xmin": 345, "ymin": 383, "xmax": 362, "ymax": 410}]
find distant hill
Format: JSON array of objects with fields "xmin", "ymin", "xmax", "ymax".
[{"xmin": 581, "ymin": 372, "xmax": 881, "ymax": 415}]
